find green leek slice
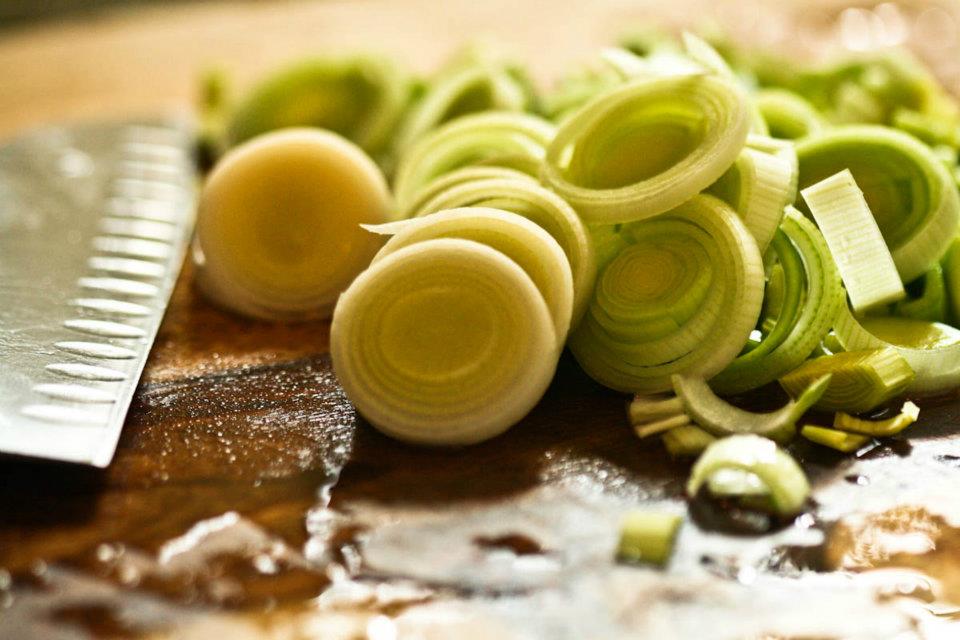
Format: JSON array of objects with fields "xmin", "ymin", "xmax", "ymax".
[
  {"xmin": 400, "ymin": 166, "xmax": 536, "ymax": 219},
  {"xmin": 568, "ymin": 195, "xmax": 764, "ymax": 393},
  {"xmin": 672, "ymin": 374, "xmax": 831, "ymax": 444},
  {"xmin": 796, "ymin": 126, "xmax": 960, "ymax": 283},
  {"xmin": 940, "ymin": 236, "xmax": 960, "ymax": 326},
  {"xmin": 541, "ymin": 75, "xmax": 750, "ymax": 223},
  {"xmin": 800, "ymin": 425, "xmax": 872, "ymax": 453},
  {"xmin": 628, "ymin": 395, "xmax": 683, "ymax": 425},
  {"xmin": 367, "ymin": 207, "xmax": 574, "ymax": 346},
  {"xmin": 779, "ymin": 348, "xmax": 914, "ymax": 413},
  {"xmin": 687, "ymin": 435, "xmax": 810, "ymax": 517},
  {"xmin": 616, "ymin": 511, "xmax": 683, "ymax": 566},
  {"xmin": 662, "ymin": 425, "xmax": 716, "ymax": 457},
  {"xmin": 833, "ymin": 401, "xmax": 920, "ymax": 437},
  {"xmin": 801, "ymin": 169, "xmax": 905, "ymax": 312},
  {"xmin": 756, "ymin": 89, "xmax": 825, "ymax": 140},
  {"xmin": 895, "ymin": 264, "xmax": 948, "ymax": 322},
  {"xmin": 393, "ymin": 111, "xmax": 556, "ymax": 210},
  {"xmin": 330, "ymin": 238, "xmax": 558, "ymax": 445}
]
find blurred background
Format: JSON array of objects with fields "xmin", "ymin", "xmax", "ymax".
[{"xmin": 0, "ymin": 0, "xmax": 959, "ymax": 138}]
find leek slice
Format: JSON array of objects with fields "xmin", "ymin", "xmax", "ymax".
[
  {"xmin": 226, "ymin": 56, "xmax": 409, "ymax": 157},
  {"xmin": 633, "ymin": 414, "xmax": 691, "ymax": 439},
  {"xmin": 756, "ymin": 89, "xmax": 825, "ymax": 140},
  {"xmin": 711, "ymin": 209, "xmax": 844, "ymax": 394},
  {"xmin": 672, "ymin": 374, "xmax": 831, "ymax": 444},
  {"xmin": 568, "ymin": 195, "xmax": 764, "ymax": 393},
  {"xmin": 194, "ymin": 129, "xmax": 392, "ymax": 321},
  {"xmin": 367, "ymin": 207, "xmax": 574, "ymax": 345},
  {"xmin": 687, "ymin": 435, "xmax": 810, "ymax": 517},
  {"xmin": 800, "ymin": 425, "xmax": 871, "ymax": 453},
  {"xmin": 541, "ymin": 75, "xmax": 750, "ymax": 224},
  {"xmin": 801, "ymin": 169, "xmax": 905, "ymax": 312},
  {"xmin": 895, "ymin": 264, "xmax": 948, "ymax": 323},
  {"xmin": 409, "ymin": 178, "xmax": 596, "ymax": 325},
  {"xmin": 628, "ymin": 395, "xmax": 683, "ymax": 425},
  {"xmin": 944, "ymin": 237, "xmax": 960, "ymax": 326},
  {"xmin": 616, "ymin": 511, "xmax": 683, "ymax": 566},
  {"xmin": 393, "ymin": 111, "xmax": 556, "ymax": 210},
  {"xmin": 400, "ymin": 166, "xmax": 535, "ymax": 219},
  {"xmin": 330, "ymin": 238, "xmax": 558, "ymax": 445},
  {"xmin": 779, "ymin": 349, "xmax": 914, "ymax": 413},
  {"xmin": 833, "ymin": 401, "xmax": 920, "ymax": 437},
  {"xmin": 662, "ymin": 425, "xmax": 716, "ymax": 457},
  {"xmin": 796, "ymin": 126, "xmax": 960, "ymax": 283}
]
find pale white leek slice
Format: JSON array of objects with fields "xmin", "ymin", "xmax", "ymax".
[
  {"xmin": 801, "ymin": 169, "xmax": 905, "ymax": 312},
  {"xmin": 194, "ymin": 128, "xmax": 391, "ymax": 321},
  {"xmin": 331, "ymin": 238, "xmax": 558, "ymax": 445},
  {"xmin": 400, "ymin": 166, "xmax": 536, "ymax": 219},
  {"xmin": 367, "ymin": 207, "xmax": 574, "ymax": 345}
]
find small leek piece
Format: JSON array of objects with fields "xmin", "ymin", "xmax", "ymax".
[
  {"xmin": 833, "ymin": 401, "xmax": 921, "ymax": 437},
  {"xmin": 662, "ymin": 425, "xmax": 716, "ymax": 457},
  {"xmin": 800, "ymin": 425, "xmax": 871, "ymax": 453},
  {"xmin": 568, "ymin": 195, "xmax": 764, "ymax": 393},
  {"xmin": 616, "ymin": 511, "xmax": 683, "ymax": 566},
  {"xmin": 393, "ymin": 111, "xmax": 556, "ymax": 209},
  {"xmin": 194, "ymin": 129, "xmax": 392, "ymax": 320},
  {"xmin": 779, "ymin": 349, "xmax": 914, "ymax": 413},
  {"xmin": 330, "ymin": 238, "xmax": 558, "ymax": 445},
  {"xmin": 687, "ymin": 435, "xmax": 810, "ymax": 517},
  {"xmin": 796, "ymin": 126, "xmax": 960, "ymax": 283},
  {"xmin": 227, "ymin": 56, "xmax": 409, "ymax": 157},
  {"xmin": 628, "ymin": 395, "xmax": 683, "ymax": 425},
  {"xmin": 800, "ymin": 169, "xmax": 905, "ymax": 312},
  {"xmin": 366, "ymin": 207, "xmax": 574, "ymax": 345},
  {"xmin": 672, "ymin": 374, "xmax": 831, "ymax": 444},
  {"xmin": 755, "ymin": 89, "xmax": 825, "ymax": 140},
  {"xmin": 541, "ymin": 74, "xmax": 750, "ymax": 223},
  {"xmin": 943, "ymin": 237, "xmax": 960, "ymax": 326},
  {"xmin": 895, "ymin": 264, "xmax": 948, "ymax": 323}
]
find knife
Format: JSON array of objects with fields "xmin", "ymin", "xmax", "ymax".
[{"xmin": 0, "ymin": 118, "xmax": 197, "ymax": 467}]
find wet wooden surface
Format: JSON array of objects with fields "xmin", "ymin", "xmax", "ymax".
[{"xmin": 4, "ymin": 1, "xmax": 960, "ymax": 638}]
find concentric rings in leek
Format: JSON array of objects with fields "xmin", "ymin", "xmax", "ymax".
[
  {"xmin": 331, "ymin": 238, "xmax": 558, "ymax": 445},
  {"xmin": 541, "ymin": 74, "xmax": 750, "ymax": 224}
]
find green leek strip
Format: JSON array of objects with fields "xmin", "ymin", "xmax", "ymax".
[
  {"xmin": 400, "ymin": 166, "xmax": 535, "ymax": 219},
  {"xmin": 194, "ymin": 129, "xmax": 392, "ymax": 321},
  {"xmin": 892, "ymin": 108, "xmax": 960, "ymax": 148},
  {"xmin": 943, "ymin": 237, "xmax": 960, "ymax": 326},
  {"xmin": 568, "ymin": 195, "xmax": 764, "ymax": 393},
  {"xmin": 687, "ymin": 435, "xmax": 810, "ymax": 517},
  {"xmin": 833, "ymin": 307, "xmax": 960, "ymax": 394},
  {"xmin": 393, "ymin": 111, "xmax": 556, "ymax": 210},
  {"xmin": 672, "ymin": 373, "xmax": 831, "ymax": 444},
  {"xmin": 895, "ymin": 264, "xmax": 948, "ymax": 322},
  {"xmin": 755, "ymin": 89, "xmax": 825, "ymax": 140},
  {"xmin": 616, "ymin": 511, "xmax": 683, "ymax": 566},
  {"xmin": 707, "ymin": 144, "xmax": 797, "ymax": 251},
  {"xmin": 541, "ymin": 75, "xmax": 750, "ymax": 224},
  {"xmin": 711, "ymin": 209, "xmax": 844, "ymax": 394},
  {"xmin": 392, "ymin": 53, "xmax": 532, "ymax": 154},
  {"xmin": 662, "ymin": 425, "xmax": 716, "ymax": 457},
  {"xmin": 634, "ymin": 415, "xmax": 691, "ymax": 439},
  {"xmin": 628, "ymin": 395, "xmax": 683, "ymax": 425},
  {"xmin": 366, "ymin": 207, "xmax": 574, "ymax": 346},
  {"xmin": 779, "ymin": 348, "xmax": 914, "ymax": 413},
  {"xmin": 760, "ymin": 262, "xmax": 786, "ymax": 332},
  {"xmin": 409, "ymin": 177, "xmax": 596, "ymax": 325},
  {"xmin": 226, "ymin": 56, "xmax": 410, "ymax": 157},
  {"xmin": 800, "ymin": 425, "xmax": 871, "ymax": 453},
  {"xmin": 796, "ymin": 125, "xmax": 960, "ymax": 283},
  {"xmin": 833, "ymin": 401, "xmax": 920, "ymax": 437},
  {"xmin": 801, "ymin": 169, "xmax": 906, "ymax": 312},
  {"xmin": 330, "ymin": 238, "xmax": 558, "ymax": 445}
]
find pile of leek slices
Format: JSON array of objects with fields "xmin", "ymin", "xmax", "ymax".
[{"xmin": 200, "ymin": 33, "xmax": 960, "ymax": 521}]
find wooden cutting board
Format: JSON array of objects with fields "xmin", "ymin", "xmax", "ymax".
[{"xmin": 4, "ymin": 2, "xmax": 960, "ymax": 638}]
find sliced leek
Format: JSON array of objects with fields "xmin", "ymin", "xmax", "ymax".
[
  {"xmin": 687, "ymin": 435, "xmax": 810, "ymax": 517},
  {"xmin": 662, "ymin": 424, "xmax": 716, "ymax": 457},
  {"xmin": 541, "ymin": 75, "xmax": 750, "ymax": 223},
  {"xmin": 779, "ymin": 348, "xmax": 914, "ymax": 413},
  {"xmin": 833, "ymin": 401, "xmax": 920, "ymax": 437},
  {"xmin": 616, "ymin": 511, "xmax": 683, "ymax": 566},
  {"xmin": 568, "ymin": 195, "xmax": 764, "ymax": 393},
  {"xmin": 672, "ymin": 373, "xmax": 831, "ymax": 444},
  {"xmin": 800, "ymin": 425, "xmax": 871, "ymax": 453},
  {"xmin": 400, "ymin": 166, "xmax": 536, "ymax": 220},
  {"xmin": 943, "ymin": 237, "xmax": 960, "ymax": 325},
  {"xmin": 895, "ymin": 264, "xmax": 948, "ymax": 323},
  {"xmin": 194, "ymin": 129, "xmax": 392, "ymax": 320},
  {"xmin": 800, "ymin": 169, "xmax": 905, "ymax": 312},
  {"xmin": 393, "ymin": 111, "xmax": 556, "ymax": 210},
  {"xmin": 796, "ymin": 126, "xmax": 960, "ymax": 283},
  {"xmin": 756, "ymin": 89, "xmax": 825, "ymax": 140},
  {"xmin": 330, "ymin": 238, "xmax": 558, "ymax": 445}
]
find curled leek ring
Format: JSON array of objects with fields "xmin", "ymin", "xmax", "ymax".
[
  {"xmin": 796, "ymin": 125, "xmax": 960, "ymax": 283},
  {"xmin": 541, "ymin": 74, "xmax": 750, "ymax": 224},
  {"xmin": 393, "ymin": 111, "xmax": 556, "ymax": 210},
  {"xmin": 330, "ymin": 238, "xmax": 558, "ymax": 445},
  {"xmin": 400, "ymin": 166, "xmax": 536, "ymax": 219},
  {"xmin": 409, "ymin": 178, "xmax": 596, "ymax": 326},
  {"xmin": 568, "ymin": 195, "xmax": 764, "ymax": 394},
  {"xmin": 755, "ymin": 89, "xmax": 825, "ymax": 141},
  {"xmin": 366, "ymin": 207, "xmax": 574, "ymax": 345}
]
